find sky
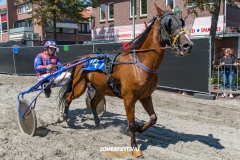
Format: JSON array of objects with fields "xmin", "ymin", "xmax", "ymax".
[{"xmin": 0, "ymin": 0, "xmax": 6, "ymax": 6}]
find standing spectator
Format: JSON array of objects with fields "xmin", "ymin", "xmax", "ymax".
[
  {"xmin": 166, "ymin": 4, "xmax": 173, "ymax": 13},
  {"xmin": 220, "ymin": 48, "xmax": 239, "ymax": 98}
]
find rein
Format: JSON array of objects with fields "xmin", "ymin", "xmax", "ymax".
[
  {"xmin": 128, "ymin": 47, "xmax": 171, "ymax": 52},
  {"xmin": 57, "ymin": 70, "xmax": 69, "ymax": 84},
  {"xmin": 49, "ymin": 13, "xmax": 185, "ymax": 74},
  {"xmin": 51, "ymin": 58, "xmax": 83, "ymax": 67}
]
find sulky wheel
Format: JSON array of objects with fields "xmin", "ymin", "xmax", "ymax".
[
  {"xmin": 17, "ymin": 99, "xmax": 37, "ymax": 136},
  {"xmin": 85, "ymin": 85, "xmax": 106, "ymax": 117}
]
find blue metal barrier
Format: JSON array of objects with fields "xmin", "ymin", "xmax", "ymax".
[{"xmin": 217, "ymin": 64, "xmax": 239, "ymax": 98}]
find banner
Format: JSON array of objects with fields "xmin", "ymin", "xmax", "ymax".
[{"xmin": 190, "ymin": 15, "xmax": 224, "ymax": 36}]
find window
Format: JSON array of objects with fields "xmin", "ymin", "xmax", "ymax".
[
  {"xmin": 63, "ymin": 20, "xmax": 75, "ymax": 23},
  {"xmin": 108, "ymin": 2, "xmax": 114, "ymax": 20},
  {"xmin": 17, "ymin": 5, "xmax": 25, "ymax": 14},
  {"xmin": 86, "ymin": 24, "xmax": 90, "ymax": 32},
  {"xmin": 26, "ymin": 3, "xmax": 32, "ymax": 12},
  {"xmin": 82, "ymin": 24, "xmax": 85, "ymax": 32},
  {"xmin": 17, "ymin": 6, "xmax": 20, "ymax": 14},
  {"xmin": 188, "ymin": 2, "xmax": 195, "ymax": 7},
  {"xmin": 78, "ymin": 23, "xmax": 91, "ymax": 33},
  {"xmin": 0, "ymin": 13, "xmax": 7, "ymax": 33},
  {"xmin": 0, "ymin": 13, "xmax": 7, "ymax": 22},
  {"xmin": 1, "ymin": 22, "xmax": 7, "ymax": 33},
  {"xmin": 78, "ymin": 24, "xmax": 82, "ymax": 32},
  {"xmin": 17, "ymin": 4, "xmax": 32, "ymax": 15},
  {"xmin": 100, "ymin": 4, "xmax": 106, "ymax": 21},
  {"xmin": 130, "ymin": 0, "xmax": 137, "ymax": 17},
  {"xmin": 62, "ymin": 28, "xmax": 75, "ymax": 34},
  {"xmin": 188, "ymin": 0, "xmax": 214, "ymax": 7},
  {"xmin": 140, "ymin": 0, "xmax": 147, "ymax": 16},
  {"xmin": 46, "ymin": 28, "xmax": 60, "ymax": 33},
  {"xmin": 27, "ymin": 21, "xmax": 32, "ymax": 27},
  {"xmin": 166, "ymin": 0, "xmax": 174, "ymax": 10},
  {"xmin": 13, "ymin": 20, "xmax": 32, "ymax": 28}
]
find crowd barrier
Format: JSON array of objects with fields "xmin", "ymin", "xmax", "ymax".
[
  {"xmin": 158, "ymin": 38, "xmax": 211, "ymax": 94},
  {"xmin": 0, "ymin": 38, "xmax": 211, "ymax": 94},
  {"xmin": 216, "ymin": 64, "xmax": 240, "ymax": 97},
  {"xmin": 0, "ymin": 43, "xmax": 122, "ymax": 75}
]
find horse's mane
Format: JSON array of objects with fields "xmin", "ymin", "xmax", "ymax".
[{"xmin": 123, "ymin": 17, "xmax": 157, "ymax": 54}]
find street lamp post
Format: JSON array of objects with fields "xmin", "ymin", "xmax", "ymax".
[
  {"xmin": 132, "ymin": 0, "xmax": 135, "ymax": 39},
  {"xmin": 0, "ymin": 13, "xmax": 2, "ymax": 42}
]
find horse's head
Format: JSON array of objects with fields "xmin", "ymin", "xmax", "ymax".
[{"xmin": 155, "ymin": 4, "xmax": 193, "ymax": 56}]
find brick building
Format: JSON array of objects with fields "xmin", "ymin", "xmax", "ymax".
[
  {"xmin": 91, "ymin": 0, "xmax": 240, "ymax": 61},
  {"xmin": 0, "ymin": 0, "xmax": 92, "ymax": 46}
]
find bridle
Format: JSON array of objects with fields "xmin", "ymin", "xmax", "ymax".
[{"xmin": 157, "ymin": 12, "xmax": 186, "ymax": 49}]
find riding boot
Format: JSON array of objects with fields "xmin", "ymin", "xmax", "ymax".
[{"xmin": 42, "ymin": 82, "xmax": 52, "ymax": 98}]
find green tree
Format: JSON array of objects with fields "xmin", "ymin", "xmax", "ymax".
[
  {"xmin": 19, "ymin": 0, "xmax": 97, "ymax": 42},
  {"xmin": 183, "ymin": 0, "xmax": 240, "ymax": 60}
]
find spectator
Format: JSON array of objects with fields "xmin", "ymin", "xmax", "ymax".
[
  {"xmin": 220, "ymin": 48, "xmax": 239, "ymax": 98},
  {"xmin": 166, "ymin": 4, "xmax": 173, "ymax": 13}
]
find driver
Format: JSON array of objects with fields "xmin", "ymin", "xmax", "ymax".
[{"xmin": 34, "ymin": 40, "xmax": 70, "ymax": 98}]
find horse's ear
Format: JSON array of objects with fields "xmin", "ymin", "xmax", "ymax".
[{"xmin": 154, "ymin": 3, "xmax": 164, "ymax": 16}]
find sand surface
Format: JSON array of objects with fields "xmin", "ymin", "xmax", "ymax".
[{"xmin": 0, "ymin": 74, "xmax": 239, "ymax": 160}]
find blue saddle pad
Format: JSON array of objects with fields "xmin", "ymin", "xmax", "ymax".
[{"xmin": 82, "ymin": 56, "xmax": 107, "ymax": 72}]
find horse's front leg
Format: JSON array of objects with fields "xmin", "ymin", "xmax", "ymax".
[
  {"xmin": 137, "ymin": 95, "xmax": 157, "ymax": 133},
  {"xmin": 123, "ymin": 96, "xmax": 143, "ymax": 158}
]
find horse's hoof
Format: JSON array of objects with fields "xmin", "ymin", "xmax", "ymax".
[
  {"xmin": 126, "ymin": 124, "xmax": 141, "ymax": 132},
  {"xmin": 132, "ymin": 150, "xmax": 143, "ymax": 158},
  {"xmin": 135, "ymin": 124, "xmax": 142, "ymax": 133},
  {"xmin": 91, "ymin": 124, "xmax": 104, "ymax": 130},
  {"xmin": 56, "ymin": 115, "xmax": 67, "ymax": 123}
]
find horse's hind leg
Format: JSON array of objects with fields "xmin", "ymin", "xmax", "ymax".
[
  {"xmin": 90, "ymin": 90, "xmax": 104, "ymax": 128},
  {"xmin": 57, "ymin": 92, "xmax": 72, "ymax": 123},
  {"xmin": 137, "ymin": 95, "xmax": 157, "ymax": 133},
  {"xmin": 58, "ymin": 78, "xmax": 88, "ymax": 123}
]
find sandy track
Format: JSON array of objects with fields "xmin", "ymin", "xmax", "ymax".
[{"xmin": 0, "ymin": 74, "xmax": 239, "ymax": 159}]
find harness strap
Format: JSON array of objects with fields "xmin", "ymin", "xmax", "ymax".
[
  {"xmin": 107, "ymin": 50, "xmax": 158, "ymax": 73},
  {"xmin": 134, "ymin": 49, "xmax": 158, "ymax": 73},
  {"xmin": 136, "ymin": 61, "xmax": 158, "ymax": 73}
]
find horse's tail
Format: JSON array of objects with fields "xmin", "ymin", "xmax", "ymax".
[{"xmin": 58, "ymin": 66, "xmax": 76, "ymax": 111}]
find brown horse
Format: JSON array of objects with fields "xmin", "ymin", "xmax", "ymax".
[{"xmin": 57, "ymin": 4, "xmax": 193, "ymax": 157}]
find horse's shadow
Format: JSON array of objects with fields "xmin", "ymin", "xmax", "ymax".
[
  {"xmin": 136, "ymin": 124, "xmax": 224, "ymax": 150},
  {"xmin": 34, "ymin": 108, "xmax": 92, "ymax": 137},
  {"xmin": 66, "ymin": 108, "xmax": 93, "ymax": 129},
  {"xmin": 66, "ymin": 108, "xmax": 224, "ymax": 150}
]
